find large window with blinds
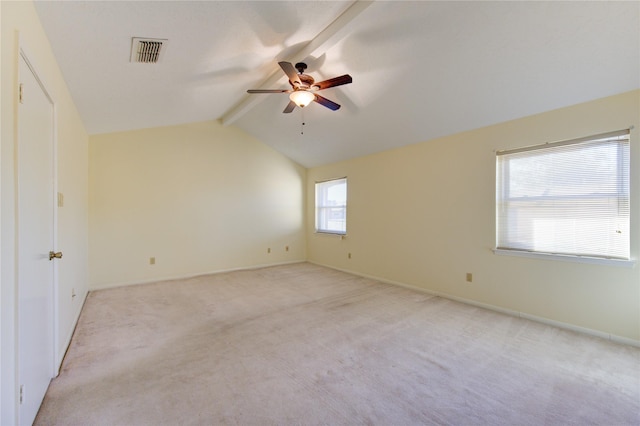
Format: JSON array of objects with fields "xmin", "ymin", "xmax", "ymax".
[
  {"xmin": 496, "ymin": 130, "xmax": 630, "ymax": 260},
  {"xmin": 315, "ymin": 177, "xmax": 347, "ymax": 234}
]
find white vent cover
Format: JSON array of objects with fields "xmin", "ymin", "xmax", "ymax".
[{"xmin": 130, "ymin": 37, "xmax": 168, "ymax": 63}]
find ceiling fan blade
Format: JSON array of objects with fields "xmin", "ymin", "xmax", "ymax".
[
  {"xmin": 278, "ymin": 61, "xmax": 301, "ymax": 86},
  {"xmin": 314, "ymin": 94, "xmax": 341, "ymax": 111},
  {"xmin": 283, "ymin": 101, "xmax": 296, "ymax": 113},
  {"xmin": 313, "ymin": 74, "xmax": 352, "ymax": 90},
  {"xmin": 247, "ymin": 89, "xmax": 290, "ymax": 94}
]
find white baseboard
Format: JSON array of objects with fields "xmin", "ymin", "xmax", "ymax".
[
  {"xmin": 89, "ymin": 260, "xmax": 307, "ymax": 291},
  {"xmin": 309, "ymin": 261, "xmax": 640, "ymax": 349},
  {"xmin": 85, "ymin": 260, "xmax": 639, "ymax": 348}
]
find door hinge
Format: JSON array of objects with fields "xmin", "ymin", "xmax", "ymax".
[
  {"xmin": 19, "ymin": 83, "xmax": 24, "ymax": 104},
  {"xmin": 19, "ymin": 384, "xmax": 24, "ymax": 404}
]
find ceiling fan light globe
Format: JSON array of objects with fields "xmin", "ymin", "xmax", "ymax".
[{"xmin": 289, "ymin": 90, "xmax": 315, "ymax": 108}]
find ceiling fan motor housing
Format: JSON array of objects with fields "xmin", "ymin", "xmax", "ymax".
[
  {"xmin": 292, "ymin": 63, "xmax": 319, "ymax": 89},
  {"xmin": 246, "ymin": 61, "xmax": 352, "ymax": 112},
  {"xmin": 297, "ymin": 74, "xmax": 315, "ymax": 89}
]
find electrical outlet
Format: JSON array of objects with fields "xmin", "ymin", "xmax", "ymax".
[
  {"xmin": 466, "ymin": 273, "xmax": 473, "ymax": 283},
  {"xmin": 150, "ymin": 257, "xmax": 156, "ymax": 265}
]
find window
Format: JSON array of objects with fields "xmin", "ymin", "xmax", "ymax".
[
  {"xmin": 496, "ymin": 130, "xmax": 630, "ymax": 260},
  {"xmin": 315, "ymin": 178, "xmax": 347, "ymax": 234}
]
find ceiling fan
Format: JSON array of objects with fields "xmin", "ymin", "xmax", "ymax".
[{"xmin": 247, "ymin": 61, "xmax": 352, "ymax": 113}]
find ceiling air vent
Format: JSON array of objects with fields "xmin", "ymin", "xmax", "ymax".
[{"xmin": 130, "ymin": 37, "xmax": 168, "ymax": 63}]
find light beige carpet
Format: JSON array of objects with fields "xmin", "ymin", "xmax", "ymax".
[{"xmin": 36, "ymin": 263, "xmax": 639, "ymax": 425}]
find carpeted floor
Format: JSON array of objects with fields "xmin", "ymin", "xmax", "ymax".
[{"xmin": 35, "ymin": 263, "xmax": 639, "ymax": 425}]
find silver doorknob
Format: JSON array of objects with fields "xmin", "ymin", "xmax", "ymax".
[{"xmin": 49, "ymin": 251, "xmax": 63, "ymax": 261}]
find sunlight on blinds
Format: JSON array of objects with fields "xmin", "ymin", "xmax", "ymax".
[
  {"xmin": 496, "ymin": 130, "xmax": 630, "ymax": 260},
  {"xmin": 316, "ymin": 178, "xmax": 347, "ymax": 234}
]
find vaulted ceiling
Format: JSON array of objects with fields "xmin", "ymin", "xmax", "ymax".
[{"xmin": 35, "ymin": 1, "xmax": 640, "ymax": 167}]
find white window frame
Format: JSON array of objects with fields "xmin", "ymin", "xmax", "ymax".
[
  {"xmin": 495, "ymin": 130, "xmax": 631, "ymax": 264},
  {"xmin": 315, "ymin": 177, "xmax": 347, "ymax": 235}
]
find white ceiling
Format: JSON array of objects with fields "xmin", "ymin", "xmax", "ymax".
[{"xmin": 35, "ymin": 1, "xmax": 640, "ymax": 168}]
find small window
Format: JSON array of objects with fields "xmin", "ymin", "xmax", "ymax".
[
  {"xmin": 315, "ymin": 178, "xmax": 347, "ymax": 234},
  {"xmin": 496, "ymin": 130, "xmax": 630, "ymax": 260}
]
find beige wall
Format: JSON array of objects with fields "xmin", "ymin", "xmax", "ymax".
[
  {"xmin": 307, "ymin": 90, "xmax": 640, "ymax": 343},
  {"xmin": 1, "ymin": 1, "xmax": 90, "ymax": 423},
  {"xmin": 89, "ymin": 121, "xmax": 306, "ymax": 289}
]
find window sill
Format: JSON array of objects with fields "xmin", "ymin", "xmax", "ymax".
[
  {"xmin": 493, "ymin": 248, "xmax": 636, "ymax": 268},
  {"xmin": 315, "ymin": 231, "xmax": 347, "ymax": 239}
]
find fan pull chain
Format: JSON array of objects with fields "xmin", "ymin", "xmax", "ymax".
[{"xmin": 300, "ymin": 108, "xmax": 306, "ymax": 135}]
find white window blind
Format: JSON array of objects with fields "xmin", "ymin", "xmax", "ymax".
[
  {"xmin": 496, "ymin": 130, "xmax": 630, "ymax": 260},
  {"xmin": 315, "ymin": 178, "xmax": 347, "ymax": 234}
]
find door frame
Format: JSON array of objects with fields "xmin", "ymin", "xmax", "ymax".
[{"xmin": 16, "ymin": 39, "xmax": 60, "ymax": 421}]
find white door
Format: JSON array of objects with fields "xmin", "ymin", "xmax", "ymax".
[{"xmin": 17, "ymin": 52, "xmax": 57, "ymax": 426}]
